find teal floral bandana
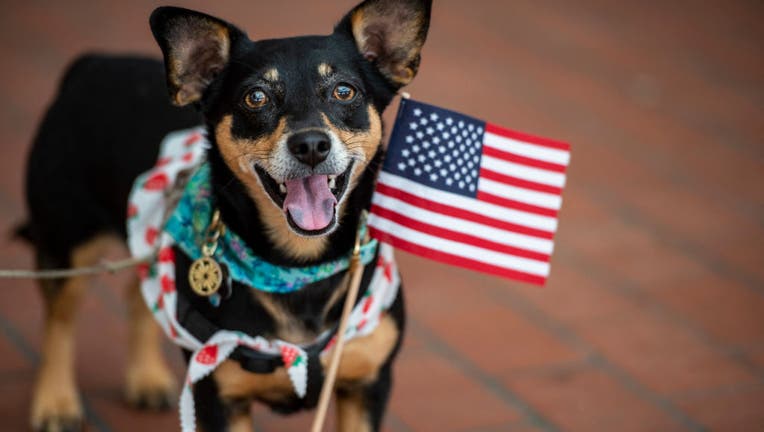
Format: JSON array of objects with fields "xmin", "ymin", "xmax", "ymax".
[{"xmin": 164, "ymin": 163, "xmax": 378, "ymax": 293}]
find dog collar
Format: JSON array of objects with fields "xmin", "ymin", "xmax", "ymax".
[{"xmin": 164, "ymin": 163, "xmax": 378, "ymax": 294}]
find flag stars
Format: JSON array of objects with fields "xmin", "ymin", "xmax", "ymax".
[{"xmin": 394, "ymin": 105, "xmax": 485, "ymax": 195}]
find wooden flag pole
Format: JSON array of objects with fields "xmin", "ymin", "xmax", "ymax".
[{"xmin": 310, "ymin": 214, "xmax": 367, "ymax": 432}]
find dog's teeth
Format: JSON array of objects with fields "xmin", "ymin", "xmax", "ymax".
[
  {"xmin": 328, "ymin": 177, "xmax": 337, "ymax": 189},
  {"xmin": 279, "ymin": 183, "xmax": 287, "ymax": 194}
]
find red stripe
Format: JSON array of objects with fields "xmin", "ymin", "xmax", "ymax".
[
  {"xmin": 477, "ymin": 191, "xmax": 559, "ymax": 217},
  {"xmin": 485, "ymin": 123, "xmax": 570, "ymax": 151},
  {"xmin": 374, "ymin": 183, "xmax": 555, "ymax": 239},
  {"xmin": 369, "ymin": 227, "xmax": 547, "ymax": 286},
  {"xmin": 479, "ymin": 168, "xmax": 563, "ymax": 195},
  {"xmin": 482, "ymin": 146, "xmax": 567, "ymax": 173},
  {"xmin": 370, "ymin": 205, "xmax": 551, "ymax": 262}
]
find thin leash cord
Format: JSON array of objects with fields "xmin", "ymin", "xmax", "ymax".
[{"xmin": 0, "ymin": 253, "xmax": 155, "ymax": 279}]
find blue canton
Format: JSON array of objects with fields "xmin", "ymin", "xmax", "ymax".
[{"xmin": 384, "ymin": 98, "xmax": 487, "ymax": 198}]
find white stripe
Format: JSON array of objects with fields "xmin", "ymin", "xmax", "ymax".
[
  {"xmin": 373, "ymin": 193, "xmax": 554, "ymax": 254},
  {"xmin": 368, "ymin": 214, "xmax": 550, "ymax": 277},
  {"xmin": 485, "ymin": 132, "xmax": 570, "ymax": 165},
  {"xmin": 377, "ymin": 172, "xmax": 558, "ymax": 232},
  {"xmin": 481, "ymin": 155, "xmax": 567, "ymax": 188},
  {"xmin": 478, "ymin": 177, "xmax": 563, "ymax": 210}
]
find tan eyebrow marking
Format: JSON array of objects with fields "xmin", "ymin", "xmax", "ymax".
[
  {"xmin": 317, "ymin": 63, "xmax": 333, "ymax": 77},
  {"xmin": 263, "ymin": 68, "xmax": 279, "ymax": 81}
]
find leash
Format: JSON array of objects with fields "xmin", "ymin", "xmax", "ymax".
[
  {"xmin": 310, "ymin": 212, "xmax": 367, "ymax": 432},
  {"xmin": 0, "ymin": 253, "xmax": 154, "ymax": 279}
]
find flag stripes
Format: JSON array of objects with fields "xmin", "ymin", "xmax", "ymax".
[{"xmin": 375, "ymin": 174, "xmax": 558, "ymax": 234}]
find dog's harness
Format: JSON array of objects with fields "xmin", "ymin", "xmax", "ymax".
[{"xmin": 126, "ymin": 128, "xmax": 400, "ymax": 432}]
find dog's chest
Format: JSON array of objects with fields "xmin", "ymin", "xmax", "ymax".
[{"xmin": 212, "ymin": 313, "xmax": 399, "ymax": 403}]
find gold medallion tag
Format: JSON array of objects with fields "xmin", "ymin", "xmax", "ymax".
[
  {"xmin": 188, "ymin": 209, "xmax": 225, "ymax": 297},
  {"xmin": 188, "ymin": 256, "xmax": 223, "ymax": 296}
]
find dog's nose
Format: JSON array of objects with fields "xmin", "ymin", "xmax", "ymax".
[{"xmin": 287, "ymin": 131, "xmax": 331, "ymax": 168}]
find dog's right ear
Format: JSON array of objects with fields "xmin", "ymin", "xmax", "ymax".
[{"xmin": 150, "ymin": 7, "xmax": 244, "ymax": 106}]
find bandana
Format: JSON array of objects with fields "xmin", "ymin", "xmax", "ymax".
[{"xmin": 126, "ymin": 128, "xmax": 400, "ymax": 432}]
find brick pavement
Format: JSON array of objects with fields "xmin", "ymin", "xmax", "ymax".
[{"xmin": 0, "ymin": 1, "xmax": 762, "ymax": 431}]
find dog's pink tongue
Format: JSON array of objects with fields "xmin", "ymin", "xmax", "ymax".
[{"xmin": 283, "ymin": 175, "xmax": 337, "ymax": 231}]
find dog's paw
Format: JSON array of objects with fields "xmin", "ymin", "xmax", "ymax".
[
  {"xmin": 30, "ymin": 388, "xmax": 83, "ymax": 432},
  {"xmin": 33, "ymin": 416, "xmax": 84, "ymax": 432},
  {"xmin": 125, "ymin": 363, "xmax": 177, "ymax": 411}
]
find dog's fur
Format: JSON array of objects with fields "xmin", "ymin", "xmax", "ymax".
[{"xmin": 20, "ymin": 1, "xmax": 431, "ymax": 431}]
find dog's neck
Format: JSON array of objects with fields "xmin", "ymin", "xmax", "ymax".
[{"xmin": 205, "ymin": 136, "xmax": 383, "ymax": 267}]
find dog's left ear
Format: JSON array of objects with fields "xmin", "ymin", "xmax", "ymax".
[{"xmin": 336, "ymin": 0, "xmax": 432, "ymax": 88}]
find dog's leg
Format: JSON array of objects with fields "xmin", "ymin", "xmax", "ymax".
[
  {"xmin": 331, "ymin": 313, "xmax": 400, "ymax": 432},
  {"xmin": 125, "ymin": 275, "xmax": 176, "ymax": 410},
  {"xmin": 31, "ymin": 236, "xmax": 117, "ymax": 431},
  {"xmin": 335, "ymin": 363, "xmax": 393, "ymax": 432},
  {"xmin": 222, "ymin": 398, "xmax": 254, "ymax": 432}
]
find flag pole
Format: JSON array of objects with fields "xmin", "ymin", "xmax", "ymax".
[{"xmin": 310, "ymin": 212, "xmax": 367, "ymax": 432}]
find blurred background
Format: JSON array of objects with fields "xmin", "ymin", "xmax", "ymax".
[{"xmin": 0, "ymin": 0, "xmax": 762, "ymax": 431}]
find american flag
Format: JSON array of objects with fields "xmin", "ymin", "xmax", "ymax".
[{"xmin": 368, "ymin": 98, "xmax": 571, "ymax": 285}]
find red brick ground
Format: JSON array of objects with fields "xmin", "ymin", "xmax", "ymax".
[{"xmin": 1, "ymin": 1, "xmax": 762, "ymax": 431}]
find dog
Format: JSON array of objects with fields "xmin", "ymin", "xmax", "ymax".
[{"xmin": 19, "ymin": 1, "xmax": 431, "ymax": 431}]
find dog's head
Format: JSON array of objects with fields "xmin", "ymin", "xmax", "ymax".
[{"xmin": 150, "ymin": 1, "xmax": 431, "ymax": 259}]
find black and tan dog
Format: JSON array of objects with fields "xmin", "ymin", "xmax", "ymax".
[{"xmin": 19, "ymin": 1, "xmax": 431, "ymax": 431}]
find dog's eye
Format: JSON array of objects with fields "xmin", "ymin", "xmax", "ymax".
[
  {"xmin": 244, "ymin": 89, "xmax": 269, "ymax": 109},
  {"xmin": 332, "ymin": 83, "xmax": 356, "ymax": 102}
]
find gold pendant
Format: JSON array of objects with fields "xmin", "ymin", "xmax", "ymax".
[{"xmin": 188, "ymin": 256, "xmax": 223, "ymax": 296}]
